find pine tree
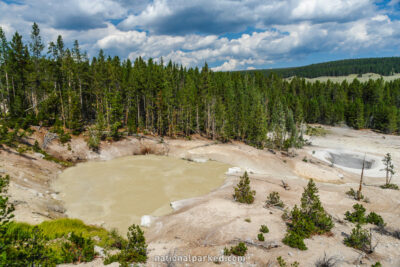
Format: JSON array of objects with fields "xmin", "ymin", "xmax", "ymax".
[
  {"xmin": 285, "ymin": 109, "xmax": 298, "ymax": 149},
  {"xmin": 104, "ymin": 224, "xmax": 147, "ymax": 264},
  {"xmin": 0, "ymin": 27, "xmax": 9, "ymax": 116},
  {"xmin": 8, "ymin": 32, "xmax": 29, "ymax": 118},
  {"xmin": 28, "ymin": 23, "xmax": 44, "ymax": 115},
  {"xmin": 300, "ymin": 179, "xmax": 334, "ymax": 232},
  {"xmin": 381, "ymin": 153, "xmax": 395, "ymax": 186},
  {"xmin": 283, "ymin": 179, "xmax": 334, "ymax": 250},
  {"xmin": 271, "ymin": 101, "xmax": 286, "ymax": 149},
  {"xmin": 233, "ymin": 171, "xmax": 256, "ymax": 204}
]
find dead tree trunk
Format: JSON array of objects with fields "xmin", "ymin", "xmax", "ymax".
[{"xmin": 357, "ymin": 154, "xmax": 366, "ymax": 200}]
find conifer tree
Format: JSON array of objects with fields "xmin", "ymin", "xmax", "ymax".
[
  {"xmin": 381, "ymin": 153, "xmax": 395, "ymax": 186},
  {"xmin": 233, "ymin": 171, "xmax": 256, "ymax": 204},
  {"xmin": 283, "ymin": 179, "xmax": 333, "ymax": 250},
  {"xmin": 0, "ymin": 27, "xmax": 9, "ymax": 116},
  {"xmin": 300, "ymin": 180, "xmax": 334, "ymax": 231}
]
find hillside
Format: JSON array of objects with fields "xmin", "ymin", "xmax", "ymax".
[
  {"xmin": 286, "ymin": 73, "xmax": 400, "ymax": 83},
  {"xmin": 242, "ymin": 57, "xmax": 400, "ymax": 78}
]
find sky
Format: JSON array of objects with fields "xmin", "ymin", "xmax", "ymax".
[{"xmin": 1, "ymin": 0, "xmax": 400, "ymax": 71}]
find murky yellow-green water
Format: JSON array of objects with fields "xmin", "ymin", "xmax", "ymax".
[{"xmin": 53, "ymin": 155, "xmax": 229, "ymax": 233}]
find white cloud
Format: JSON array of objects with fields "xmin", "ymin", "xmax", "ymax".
[
  {"xmin": 290, "ymin": 0, "xmax": 372, "ymax": 21},
  {"xmin": 212, "ymin": 59, "xmax": 239, "ymax": 71},
  {"xmin": 1, "ymin": 0, "xmax": 400, "ymax": 71}
]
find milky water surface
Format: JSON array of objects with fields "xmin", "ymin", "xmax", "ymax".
[{"xmin": 53, "ymin": 155, "xmax": 230, "ymax": 233}]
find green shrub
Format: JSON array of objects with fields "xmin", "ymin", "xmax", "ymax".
[
  {"xmin": 50, "ymin": 126, "xmax": 71, "ymax": 144},
  {"xmin": 223, "ymin": 243, "xmax": 248, "ymax": 256},
  {"xmin": 283, "ymin": 230, "xmax": 307, "ymax": 251},
  {"xmin": 229, "ymin": 242, "xmax": 247, "ymax": 256},
  {"xmin": 109, "ymin": 228, "xmax": 126, "ymax": 249},
  {"xmin": 346, "ymin": 188, "xmax": 364, "ymax": 200},
  {"xmin": 380, "ymin": 183, "xmax": 399, "ymax": 190},
  {"xmin": 344, "ymin": 205, "xmax": 385, "ymax": 227},
  {"xmin": 345, "ymin": 204, "xmax": 367, "ymax": 224},
  {"xmin": 366, "ymin": 212, "xmax": 385, "ymax": 227},
  {"xmin": 0, "ymin": 125, "xmax": 24, "ymax": 148},
  {"xmin": 257, "ymin": 233, "xmax": 264, "ymax": 241},
  {"xmin": 223, "ymin": 247, "xmax": 231, "ymax": 256},
  {"xmin": 244, "ymin": 218, "xmax": 251, "ymax": 223},
  {"xmin": 110, "ymin": 122, "xmax": 122, "ymax": 141},
  {"xmin": 282, "ymin": 179, "xmax": 334, "ymax": 250},
  {"xmin": 61, "ymin": 232, "xmax": 95, "ymax": 263},
  {"xmin": 344, "ymin": 224, "xmax": 372, "ymax": 253},
  {"xmin": 33, "ymin": 140, "xmax": 41, "ymax": 152},
  {"xmin": 233, "ymin": 172, "xmax": 255, "ymax": 204},
  {"xmin": 104, "ymin": 224, "xmax": 147, "ymax": 266},
  {"xmin": 7, "ymin": 226, "xmax": 58, "ymax": 266},
  {"xmin": 345, "ymin": 187, "xmax": 356, "ymax": 197},
  {"xmin": 259, "ymin": 225, "xmax": 269, "ymax": 234},
  {"xmin": 0, "ymin": 175, "xmax": 15, "ymax": 265},
  {"xmin": 371, "ymin": 262, "xmax": 382, "ymax": 267},
  {"xmin": 266, "ymin": 191, "xmax": 284, "ymax": 208},
  {"xmin": 277, "ymin": 256, "xmax": 300, "ymax": 267},
  {"xmin": 88, "ymin": 127, "xmax": 100, "ymax": 151},
  {"xmin": 59, "ymin": 132, "xmax": 71, "ymax": 144}
]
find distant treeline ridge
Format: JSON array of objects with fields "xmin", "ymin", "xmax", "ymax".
[{"xmin": 241, "ymin": 57, "xmax": 400, "ymax": 78}]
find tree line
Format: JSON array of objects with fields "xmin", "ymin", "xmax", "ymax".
[
  {"xmin": 0, "ymin": 24, "xmax": 399, "ymax": 150},
  {"xmin": 243, "ymin": 57, "xmax": 400, "ymax": 78}
]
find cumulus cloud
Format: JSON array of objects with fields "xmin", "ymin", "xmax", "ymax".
[
  {"xmin": 118, "ymin": 0, "xmax": 376, "ymax": 34},
  {"xmin": 0, "ymin": 0, "xmax": 400, "ymax": 71},
  {"xmin": 2, "ymin": 0, "xmax": 126, "ymax": 31}
]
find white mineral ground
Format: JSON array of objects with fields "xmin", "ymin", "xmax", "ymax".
[{"xmin": 1, "ymin": 125, "xmax": 400, "ymax": 266}]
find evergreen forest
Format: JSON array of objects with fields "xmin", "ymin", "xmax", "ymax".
[
  {"xmin": 0, "ymin": 24, "xmax": 399, "ymax": 150},
  {"xmin": 243, "ymin": 57, "xmax": 400, "ymax": 78}
]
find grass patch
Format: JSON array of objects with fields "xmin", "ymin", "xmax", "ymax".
[
  {"xmin": 7, "ymin": 219, "xmax": 115, "ymax": 248},
  {"xmin": 306, "ymin": 125, "xmax": 329, "ymax": 136},
  {"xmin": 42, "ymin": 153, "xmax": 73, "ymax": 167},
  {"xmin": 38, "ymin": 219, "xmax": 114, "ymax": 247}
]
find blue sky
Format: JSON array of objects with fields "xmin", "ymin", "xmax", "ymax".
[{"xmin": 1, "ymin": 0, "xmax": 400, "ymax": 71}]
